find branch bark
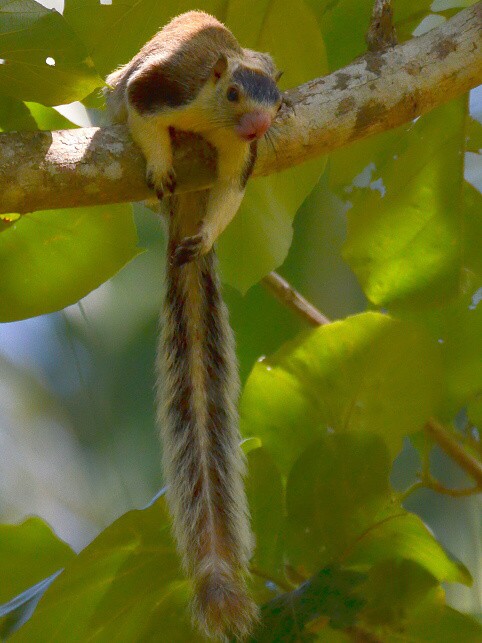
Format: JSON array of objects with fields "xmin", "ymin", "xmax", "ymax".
[{"xmin": 0, "ymin": 2, "xmax": 481, "ymax": 215}]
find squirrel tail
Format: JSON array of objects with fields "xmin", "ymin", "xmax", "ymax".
[{"xmin": 157, "ymin": 203, "xmax": 258, "ymax": 639}]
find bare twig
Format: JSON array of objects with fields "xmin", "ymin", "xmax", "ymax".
[
  {"xmin": 1, "ymin": 3, "xmax": 481, "ymax": 214},
  {"xmin": 425, "ymin": 418, "xmax": 482, "ymax": 487},
  {"xmin": 261, "ymin": 272, "xmax": 331, "ymax": 327},
  {"xmin": 262, "ymin": 277, "xmax": 482, "ymax": 488},
  {"xmin": 422, "ymin": 476, "xmax": 481, "ymax": 497},
  {"xmin": 366, "ymin": 0, "xmax": 398, "ymax": 51}
]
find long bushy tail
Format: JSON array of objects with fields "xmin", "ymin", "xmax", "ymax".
[{"xmin": 157, "ymin": 199, "xmax": 258, "ymax": 639}]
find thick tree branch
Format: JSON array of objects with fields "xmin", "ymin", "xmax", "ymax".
[{"xmin": 0, "ymin": 2, "xmax": 481, "ymax": 215}]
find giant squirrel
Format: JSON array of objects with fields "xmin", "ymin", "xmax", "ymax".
[{"xmin": 104, "ymin": 10, "xmax": 282, "ymax": 639}]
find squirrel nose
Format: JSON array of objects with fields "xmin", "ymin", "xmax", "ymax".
[{"xmin": 235, "ymin": 111, "xmax": 272, "ymax": 141}]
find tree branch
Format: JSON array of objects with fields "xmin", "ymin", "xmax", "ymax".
[
  {"xmin": 261, "ymin": 272, "xmax": 331, "ymax": 327},
  {"xmin": 0, "ymin": 3, "xmax": 481, "ymax": 215},
  {"xmin": 366, "ymin": 0, "xmax": 398, "ymax": 51},
  {"xmin": 425, "ymin": 418, "xmax": 482, "ymax": 487}
]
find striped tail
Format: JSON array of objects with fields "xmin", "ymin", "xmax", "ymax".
[{"xmin": 157, "ymin": 202, "xmax": 258, "ymax": 639}]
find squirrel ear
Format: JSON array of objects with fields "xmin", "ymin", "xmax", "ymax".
[
  {"xmin": 275, "ymin": 70, "xmax": 284, "ymax": 82},
  {"xmin": 212, "ymin": 54, "xmax": 227, "ymax": 81}
]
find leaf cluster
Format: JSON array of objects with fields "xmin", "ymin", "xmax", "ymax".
[{"xmin": 0, "ymin": 0, "xmax": 481, "ymax": 641}]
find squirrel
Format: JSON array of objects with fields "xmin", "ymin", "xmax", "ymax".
[{"xmin": 104, "ymin": 10, "xmax": 282, "ymax": 640}]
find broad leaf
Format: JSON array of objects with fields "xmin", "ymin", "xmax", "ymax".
[
  {"xmin": 0, "ymin": 205, "xmax": 141, "ymax": 321},
  {"xmin": 0, "ymin": 518, "xmax": 74, "ymax": 605},
  {"xmin": 346, "ymin": 512, "xmax": 471, "ymax": 586},
  {"xmin": 220, "ymin": 0, "xmax": 328, "ymax": 291},
  {"xmin": 11, "ymin": 497, "xmax": 197, "ymax": 642},
  {"xmin": 406, "ymin": 603, "xmax": 482, "ymax": 642},
  {"xmin": 249, "ymin": 566, "xmax": 365, "ymax": 642},
  {"xmin": 398, "ymin": 277, "xmax": 482, "ymax": 419},
  {"xmin": 0, "ymin": 0, "xmax": 102, "ymax": 105},
  {"xmin": 0, "ymin": 96, "xmax": 36, "ymax": 132},
  {"xmin": 240, "ymin": 312, "xmax": 442, "ymax": 473},
  {"xmin": 246, "ymin": 447, "xmax": 284, "ymax": 578},
  {"xmin": 341, "ymin": 99, "xmax": 466, "ymax": 307},
  {"xmin": 285, "ymin": 433, "xmax": 391, "ymax": 570}
]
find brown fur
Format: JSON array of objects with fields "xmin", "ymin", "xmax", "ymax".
[{"xmin": 104, "ymin": 11, "xmax": 281, "ymax": 639}]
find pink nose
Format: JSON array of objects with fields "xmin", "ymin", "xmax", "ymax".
[{"xmin": 235, "ymin": 111, "xmax": 272, "ymax": 141}]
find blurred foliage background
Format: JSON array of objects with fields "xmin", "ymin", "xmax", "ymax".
[{"xmin": 0, "ymin": 0, "xmax": 481, "ymax": 640}]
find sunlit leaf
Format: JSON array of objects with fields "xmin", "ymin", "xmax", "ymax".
[
  {"xmin": 219, "ymin": 0, "xmax": 328, "ymax": 291},
  {"xmin": 0, "ymin": 518, "xmax": 74, "ymax": 604},
  {"xmin": 346, "ymin": 512, "xmax": 472, "ymax": 586},
  {"xmin": 11, "ymin": 497, "xmax": 200, "ymax": 642},
  {"xmin": 398, "ymin": 278, "xmax": 482, "ymax": 419},
  {"xmin": 240, "ymin": 312, "xmax": 442, "ymax": 473},
  {"xmin": 341, "ymin": 99, "xmax": 466, "ymax": 307},
  {"xmin": 246, "ymin": 447, "xmax": 284, "ymax": 577},
  {"xmin": 0, "ymin": 0, "xmax": 102, "ymax": 105},
  {"xmin": 0, "ymin": 205, "xmax": 141, "ymax": 321}
]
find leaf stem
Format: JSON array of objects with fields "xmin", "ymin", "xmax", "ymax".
[
  {"xmin": 261, "ymin": 272, "xmax": 331, "ymax": 327},
  {"xmin": 425, "ymin": 418, "xmax": 482, "ymax": 487},
  {"xmin": 422, "ymin": 476, "xmax": 481, "ymax": 498}
]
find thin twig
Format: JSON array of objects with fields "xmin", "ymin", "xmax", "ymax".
[
  {"xmin": 366, "ymin": 0, "xmax": 398, "ymax": 51},
  {"xmin": 423, "ymin": 476, "xmax": 481, "ymax": 498},
  {"xmin": 398, "ymin": 481, "xmax": 425, "ymax": 503},
  {"xmin": 425, "ymin": 418, "xmax": 482, "ymax": 487},
  {"xmin": 261, "ymin": 272, "xmax": 331, "ymax": 327}
]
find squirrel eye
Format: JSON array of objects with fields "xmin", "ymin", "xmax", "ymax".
[{"xmin": 226, "ymin": 86, "xmax": 239, "ymax": 102}]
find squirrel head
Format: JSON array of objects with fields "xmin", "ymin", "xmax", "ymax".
[{"xmin": 209, "ymin": 52, "xmax": 282, "ymax": 141}]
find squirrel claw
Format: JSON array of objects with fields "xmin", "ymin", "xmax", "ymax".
[
  {"xmin": 146, "ymin": 168, "xmax": 177, "ymax": 201},
  {"xmin": 171, "ymin": 233, "xmax": 206, "ymax": 266}
]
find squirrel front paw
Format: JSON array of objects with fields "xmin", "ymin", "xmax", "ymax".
[
  {"xmin": 146, "ymin": 166, "xmax": 176, "ymax": 200},
  {"xmin": 171, "ymin": 232, "xmax": 211, "ymax": 266}
]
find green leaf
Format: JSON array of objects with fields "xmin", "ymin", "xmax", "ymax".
[
  {"xmin": 246, "ymin": 447, "xmax": 284, "ymax": 577},
  {"xmin": 11, "ymin": 496, "xmax": 198, "ymax": 643},
  {"xmin": 218, "ymin": 157, "xmax": 325, "ymax": 293},
  {"xmin": 0, "ymin": 518, "xmax": 74, "ymax": 604},
  {"xmin": 219, "ymin": 0, "xmax": 328, "ymax": 292},
  {"xmin": 25, "ymin": 102, "xmax": 78, "ymax": 131},
  {"xmin": 64, "ymin": 0, "xmax": 217, "ymax": 78},
  {"xmin": 0, "ymin": 205, "xmax": 141, "ymax": 321},
  {"xmin": 462, "ymin": 184, "xmax": 482, "ymax": 277},
  {"xmin": 0, "ymin": 0, "xmax": 102, "ymax": 105},
  {"xmin": 249, "ymin": 566, "xmax": 365, "ymax": 642},
  {"xmin": 240, "ymin": 312, "xmax": 442, "ymax": 473},
  {"xmin": 346, "ymin": 512, "xmax": 472, "ymax": 586},
  {"xmin": 406, "ymin": 603, "xmax": 482, "ymax": 642},
  {"xmin": 0, "ymin": 571, "xmax": 61, "ymax": 639},
  {"xmin": 312, "ymin": 0, "xmax": 374, "ymax": 70},
  {"xmin": 341, "ymin": 99, "xmax": 466, "ymax": 307},
  {"xmin": 398, "ymin": 278, "xmax": 482, "ymax": 419},
  {"xmin": 468, "ymin": 393, "xmax": 482, "ymax": 428},
  {"xmin": 360, "ymin": 559, "xmax": 440, "ymax": 628},
  {"xmin": 285, "ymin": 433, "xmax": 392, "ymax": 570},
  {"xmin": 0, "ymin": 96, "xmax": 36, "ymax": 132}
]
